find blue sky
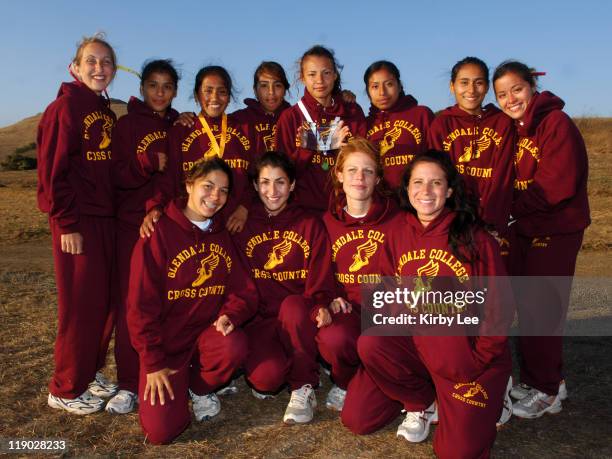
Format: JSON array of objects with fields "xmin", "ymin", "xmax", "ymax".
[{"xmin": 1, "ymin": 0, "xmax": 611, "ymax": 127}]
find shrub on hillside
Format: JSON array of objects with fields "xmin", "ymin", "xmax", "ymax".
[{"xmin": 1, "ymin": 143, "xmax": 37, "ymax": 170}]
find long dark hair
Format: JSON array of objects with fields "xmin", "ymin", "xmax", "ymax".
[{"xmin": 399, "ymin": 150, "xmax": 482, "ymax": 263}]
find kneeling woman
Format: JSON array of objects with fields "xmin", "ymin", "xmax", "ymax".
[
  {"xmin": 127, "ymin": 158, "xmax": 257, "ymax": 444},
  {"xmin": 233, "ymin": 151, "xmax": 336, "ymax": 424},
  {"xmin": 319, "ymin": 137, "xmax": 399, "ymax": 411},
  {"xmin": 341, "ymin": 151, "xmax": 512, "ymax": 459}
]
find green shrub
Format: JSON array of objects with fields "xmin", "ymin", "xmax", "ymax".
[{"xmin": 1, "ymin": 153, "xmax": 37, "ymax": 170}]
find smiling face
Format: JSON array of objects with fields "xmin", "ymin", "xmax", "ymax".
[
  {"xmin": 255, "ymin": 165, "xmax": 294, "ymax": 216},
  {"xmin": 336, "ymin": 151, "xmax": 379, "ymax": 204},
  {"xmin": 255, "ymin": 72, "xmax": 286, "ymax": 113},
  {"xmin": 407, "ymin": 161, "xmax": 453, "ymax": 226},
  {"xmin": 73, "ymin": 42, "xmax": 115, "ymax": 95},
  {"xmin": 198, "ymin": 74, "xmax": 230, "ymax": 118},
  {"xmin": 184, "ymin": 170, "xmax": 229, "ymax": 221},
  {"xmin": 368, "ymin": 68, "xmax": 401, "ymax": 111},
  {"xmin": 141, "ymin": 71, "xmax": 177, "ymax": 116},
  {"xmin": 450, "ymin": 63, "xmax": 489, "ymax": 115},
  {"xmin": 301, "ymin": 55, "xmax": 338, "ymax": 105},
  {"xmin": 494, "ymin": 72, "xmax": 535, "ymax": 121}
]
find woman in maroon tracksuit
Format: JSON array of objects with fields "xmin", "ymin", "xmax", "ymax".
[
  {"xmin": 341, "ymin": 151, "xmax": 513, "ymax": 459},
  {"xmin": 493, "ymin": 61, "xmax": 590, "ymax": 418},
  {"xmin": 38, "ymin": 34, "xmax": 119, "ymax": 415},
  {"xmin": 153, "ymin": 66, "xmax": 254, "ymax": 234},
  {"xmin": 320, "ymin": 137, "xmax": 399, "ymax": 412},
  {"xmin": 232, "ymin": 61, "xmax": 291, "ymax": 156},
  {"xmin": 364, "ymin": 60, "xmax": 434, "ymax": 190},
  {"xmin": 107, "ymin": 59, "xmax": 180, "ymax": 414},
  {"xmin": 233, "ymin": 151, "xmax": 336, "ymax": 424},
  {"xmin": 428, "ymin": 57, "xmax": 515, "ymax": 238},
  {"xmin": 275, "ymin": 45, "xmax": 367, "ymax": 214},
  {"xmin": 127, "ymin": 158, "xmax": 256, "ymax": 444}
]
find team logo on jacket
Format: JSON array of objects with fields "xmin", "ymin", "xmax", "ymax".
[
  {"xmin": 458, "ymin": 134, "xmax": 491, "ymax": 163},
  {"xmin": 349, "ymin": 239, "xmax": 379, "ymax": 272},
  {"xmin": 192, "ymin": 252, "xmax": 220, "ymax": 287},
  {"xmin": 452, "ymin": 382, "xmax": 488, "ymax": 408},
  {"xmin": 83, "ymin": 110, "xmax": 114, "ymax": 149},
  {"xmin": 204, "ymin": 133, "xmax": 232, "ymax": 159},
  {"xmin": 413, "ymin": 259, "xmax": 440, "ymax": 292},
  {"xmin": 378, "ymin": 127, "xmax": 402, "ymax": 156},
  {"xmin": 263, "ymin": 133, "xmax": 275, "ymax": 151},
  {"xmin": 264, "ymin": 239, "xmax": 293, "ymax": 269},
  {"xmin": 516, "ymin": 138, "xmax": 539, "ymax": 165},
  {"xmin": 531, "ymin": 236, "xmax": 551, "ymax": 248}
]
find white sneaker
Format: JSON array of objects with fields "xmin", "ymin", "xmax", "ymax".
[
  {"xmin": 510, "ymin": 382, "xmax": 532, "ymax": 400},
  {"xmin": 325, "ymin": 385, "xmax": 346, "ymax": 411},
  {"xmin": 511, "ymin": 380, "xmax": 567, "ymax": 401},
  {"xmin": 558, "ymin": 380, "xmax": 568, "ymax": 400},
  {"xmin": 251, "ymin": 388, "xmax": 275, "ymax": 400},
  {"xmin": 190, "ymin": 390, "xmax": 221, "ymax": 421},
  {"xmin": 216, "ymin": 379, "xmax": 239, "ymax": 396},
  {"xmin": 512, "ymin": 388, "xmax": 562, "ymax": 419},
  {"xmin": 283, "ymin": 384, "xmax": 316, "ymax": 424},
  {"xmin": 496, "ymin": 376, "xmax": 513, "ymax": 429},
  {"xmin": 88, "ymin": 372, "xmax": 118, "ymax": 399},
  {"xmin": 105, "ymin": 390, "xmax": 137, "ymax": 414},
  {"xmin": 396, "ymin": 402, "xmax": 438, "ymax": 443},
  {"xmin": 48, "ymin": 391, "xmax": 105, "ymax": 415}
]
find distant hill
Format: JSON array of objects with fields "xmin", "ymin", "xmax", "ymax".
[{"xmin": 0, "ymin": 100, "xmax": 127, "ymax": 161}]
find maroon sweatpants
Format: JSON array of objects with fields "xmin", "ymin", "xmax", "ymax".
[
  {"xmin": 244, "ymin": 295, "xmax": 319, "ymax": 392},
  {"xmin": 138, "ymin": 326, "xmax": 247, "ymax": 445},
  {"xmin": 316, "ymin": 310, "xmax": 361, "ymax": 389},
  {"xmin": 114, "ymin": 220, "xmax": 141, "ymax": 393},
  {"xmin": 48, "ymin": 216, "xmax": 115, "ymax": 399},
  {"xmin": 343, "ymin": 335, "xmax": 511, "ymax": 459},
  {"xmin": 509, "ymin": 230, "xmax": 583, "ymax": 395}
]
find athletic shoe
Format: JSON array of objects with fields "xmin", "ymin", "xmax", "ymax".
[
  {"xmin": 558, "ymin": 380, "xmax": 568, "ymax": 400},
  {"xmin": 496, "ymin": 376, "xmax": 513, "ymax": 429},
  {"xmin": 251, "ymin": 388, "xmax": 276, "ymax": 400},
  {"xmin": 190, "ymin": 390, "xmax": 221, "ymax": 421},
  {"xmin": 216, "ymin": 379, "xmax": 239, "ymax": 396},
  {"xmin": 325, "ymin": 385, "xmax": 346, "ymax": 411},
  {"xmin": 510, "ymin": 380, "xmax": 568, "ymax": 401},
  {"xmin": 512, "ymin": 388, "xmax": 562, "ymax": 419},
  {"xmin": 396, "ymin": 402, "xmax": 438, "ymax": 443},
  {"xmin": 88, "ymin": 372, "xmax": 118, "ymax": 399},
  {"xmin": 510, "ymin": 382, "xmax": 532, "ymax": 400},
  {"xmin": 283, "ymin": 384, "xmax": 316, "ymax": 424},
  {"xmin": 105, "ymin": 390, "xmax": 137, "ymax": 414},
  {"xmin": 48, "ymin": 391, "xmax": 105, "ymax": 415}
]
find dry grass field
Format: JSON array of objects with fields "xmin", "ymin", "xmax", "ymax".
[{"xmin": 0, "ymin": 116, "xmax": 610, "ymax": 457}]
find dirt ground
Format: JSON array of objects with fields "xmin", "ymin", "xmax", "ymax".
[{"xmin": 0, "ymin": 117, "xmax": 611, "ymax": 457}]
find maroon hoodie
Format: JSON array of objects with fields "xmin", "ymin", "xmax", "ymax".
[
  {"xmin": 154, "ymin": 112, "xmax": 255, "ymax": 216},
  {"xmin": 112, "ymin": 96, "xmax": 179, "ymax": 227},
  {"xmin": 127, "ymin": 198, "xmax": 257, "ymax": 373},
  {"xmin": 366, "ymin": 95, "xmax": 434, "ymax": 189},
  {"xmin": 233, "ymin": 201, "xmax": 336, "ymax": 321},
  {"xmin": 323, "ymin": 193, "xmax": 400, "ymax": 312},
  {"xmin": 37, "ymin": 81, "xmax": 116, "ymax": 232},
  {"xmin": 275, "ymin": 90, "xmax": 367, "ymax": 212},
  {"xmin": 428, "ymin": 104, "xmax": 515, "ymax": 234},
  {"xmin": 233, "ymin": 98, "xmax": 291, "ymax": 155},
  {"xmin": 511, "ymin": 91, "xmax": 590, "ymax": 236},
  {"xmin": 380, "ymin": 209, "xmax": 511, "ymax": 381}
]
